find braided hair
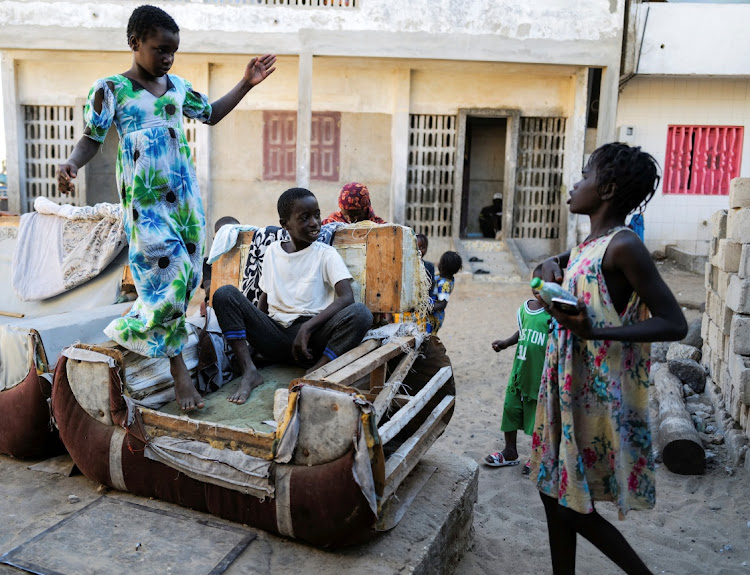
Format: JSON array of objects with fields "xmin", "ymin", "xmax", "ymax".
[
  {"xmin": 589, "ymin": 143, "xmax": 661, "ymax": 216},
  {"xmin": 277, "ymin": 188, "xmax": 316, "ymax": 221},
  {"xmin": 127, "ymin": 5, "xmax": 179, "ymax": 43}
]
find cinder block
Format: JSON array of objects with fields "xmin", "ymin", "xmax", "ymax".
[
  {"xmin": 711, "ymin": 265, "xmax": 719, "ymax": 292},
  {"xmin": 708, "ymin": 290, "xmax": 733, "ymax": 333},
  {"xmin": 706, "ymin": 290, "xmax": 716, "ymax": 322},
  {"xmin": 729, "ymin": 178, "xmax": 750, "ymax": 209},
  {"xmin": 710, "ymin": 237, "xmax": 720, "ymax": 261},
  {"xmin": 726, "ymin": 208, "xmax": 750, "ymax": 244},
  {"xmin": 740, "ymin": 245, "xmax": 750, "ymax": 280},
  {"xmin": 728, "ymin": 352, "xmax": 750, "ymax": 405},
  {"xmin": 718, "ymin": 269, "xmax": 732, "ymax": 300},
  {"xmin": 717, "ymin": 239, "xmax": 743, "ymax": 273},
  {"xmin": 708, "ymin": 319, "xmax": 721, "ymax": 353},
  {"xmin": 727, "ymin": 275, "xmax": 750, "ymax": 314},
  {"xmin": 704, "ymin": 262, "xmax": 713, "ymax": 291},
  {"xmin": 701, "ymin": 313, "xmax": 710, "ymax": 342},
  {"xmin": 731, "ymin": 314, "xmax": 750, "ymax": 356},
  {"xmin": 711, "ymin": 209, "xmax": 728, "ymax": 239}
]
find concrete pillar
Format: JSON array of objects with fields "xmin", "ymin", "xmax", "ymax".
[
  {"xmin": 563, "ymin": 67, "xmax": 589, "ymax": 250},
  {"xmin": 595, "ymin": 63, "xmax": 620, "ymax": 146},
  {"xmin": 198, "ymin": 62, "xmax": 212, "ymax": 237},
  {"xmin": 389, "ymin": 68, "xmax": 410, "ymax": 224},
  {"xmin": 296, "ymin": 53, "xmax": 313, "ymax": 189},
  {"xmin": 1, "ymin": 54, "xmax": 23, "ymax": 213}
]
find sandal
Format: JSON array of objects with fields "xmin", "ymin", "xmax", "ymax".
[
  {"xmin": 522, "ymin": 459, "xmax": 531, "ymax": 476},
  {"xmin": 484, "ymin": 452, "xmax": 521, "ymax": 468}
]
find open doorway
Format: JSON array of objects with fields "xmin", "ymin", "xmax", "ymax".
[{"xmin": 459, "ymin": 117, "xmax": 507, "ymax": 239}]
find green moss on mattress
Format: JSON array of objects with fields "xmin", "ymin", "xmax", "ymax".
[{"xmin": 158, "ymin": 365, "xmax": 306, "ymax": 431}]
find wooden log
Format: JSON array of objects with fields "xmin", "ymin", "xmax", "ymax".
[
  {"xmin": 654, "ymin": 364, "xmax": 705, "ymax": 475},
  {"xmin": 305, "ymin": 339, "xmax": 381, "ymax": 381},
  {"xmin": 378, "ymin": 366, "xmax": 452, "ymax": 444},
  {"xmin": 373, "ymin": 348, "xmax": 420, "ymax": 422},
  {"xmin": 381, "ymin": 394, "xmax": 454, "ymax": 502},
  {"xmin": 322, "ymin": 336, "xmax": 416, "ymax": 387}
]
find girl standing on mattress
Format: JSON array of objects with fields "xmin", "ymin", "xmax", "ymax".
[
  {"xmin": 531, "ymin": 144, "xmax": 688, "ymax": 574},
  {"xmin": 57, "ymin": 5, "xmax": 276, "ymax": 411}
]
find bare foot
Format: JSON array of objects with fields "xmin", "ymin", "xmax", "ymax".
[
  {"xmin": 170, "ymin": 354, "xmax": 203, "ymax": 411},
  {"xmin": 228, "ymin": 370, "xmax": 264, "ymax": 405}
]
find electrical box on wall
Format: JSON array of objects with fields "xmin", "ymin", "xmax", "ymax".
[{"xmin": 617, "ymin": 125, "xmax": 636, "ymax": 144}]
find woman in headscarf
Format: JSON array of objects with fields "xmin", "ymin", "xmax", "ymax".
[{"xmin": 322, "ymin": 182, "xmax": 386, "ymax": 225}]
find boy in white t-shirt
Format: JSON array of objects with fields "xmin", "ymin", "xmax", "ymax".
[{"xmin": 213, "ymin": 188, "xmax": 373, "ymax": 404}]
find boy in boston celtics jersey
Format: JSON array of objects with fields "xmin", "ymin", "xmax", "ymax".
[{"xmin": 485, "ymin": 286, "xmax": 550, "ymax": 474}]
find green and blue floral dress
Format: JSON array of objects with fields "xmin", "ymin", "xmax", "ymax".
[
  {"xmin": 83, "ymin": 74, "xmax": 211, "ymax": 358},
  {"xmin": 530, "ymin": 227, "xmax": 655, "ymax": 517}
]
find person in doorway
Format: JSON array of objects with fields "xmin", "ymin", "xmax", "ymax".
[
  {"xmin": 531, "ymin": 143, "xmax": 687, "ymax": 574},
  {"xmin": 322, "ymin": 182, "xmax": 386, "ymax": 225},
  {"xmin": 485, "ymin": 274, "xmax": 550, "ymax": 475},
  {"xmin": 212, "ymin": 188, "xmax": 373, "ymax": 405},
  {"xmin": 56, "ymin": 5, "xmax": 276, "ymax": 411},
  {"xmin": 478, "ymin": 193, "xmax": 503, "ymax": 238}
]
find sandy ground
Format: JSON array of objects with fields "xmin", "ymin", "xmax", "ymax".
[{"xmin": 436, "ymin": 267, "xmax": 750, "ymax": 575}]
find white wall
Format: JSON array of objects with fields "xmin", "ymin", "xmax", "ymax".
[
  {"xmin": 637, "ymin": 3, "xmax": 750, "ymax": 76},
  {"xmin": 617, "ymin": 76, "xmax": 750, "ymax": 255}
]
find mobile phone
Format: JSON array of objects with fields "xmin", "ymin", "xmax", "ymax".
[{"xmin": 551, "ymin": 297, "xmax": 580, "ymax": 315}]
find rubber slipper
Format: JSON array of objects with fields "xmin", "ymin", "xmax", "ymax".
[
  {"xmin": 469, "ymin": 256, "xmax": 484, "ymax": 262},
  {"xmin": 474, "ymin": 269, "xmax": 490, "ymax": 275},
  {"xmin": 484, "ymin": 452, "xmax": 521, "ymax": 467},
  {"xmin": 522, "ymin": 459, "xmax": 531, "ymax": 476}
]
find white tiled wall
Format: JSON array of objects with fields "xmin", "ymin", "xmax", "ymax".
[{"xmin": 616, "ymin": 77, "xmax": 750, "ymax": 255}]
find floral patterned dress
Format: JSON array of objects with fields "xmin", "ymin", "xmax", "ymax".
[
  {"xmin": 529, "ymin": 227, "xmax": 654, "ymax": 517},
  {"xmin": 84, "ymin": 74, "xmax": 212, "ymax": 358}
]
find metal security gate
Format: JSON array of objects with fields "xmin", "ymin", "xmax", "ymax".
[
  {"xmin": 513, "ymin": 117, "xmax": 566, "ymax": 239},
  {"xmin": 405, "ymin": 114, "xmax": 457, "ymax": 238},
  {"xmin": 22, "ymin": 105, "xmax": 80, "ymax": 212}
]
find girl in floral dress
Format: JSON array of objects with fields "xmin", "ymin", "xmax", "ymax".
[
  {"xmin": 530, "ymin": 143, "xmax": 687, "ymax": 574},
  {"xmin": 58, "ymin": 5, "xmax": 276, "ymax": 410}
]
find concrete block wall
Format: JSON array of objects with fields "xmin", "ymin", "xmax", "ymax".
[{"xmin": 702, "ymin": 178, "xmax": 750, "ymax": 439}]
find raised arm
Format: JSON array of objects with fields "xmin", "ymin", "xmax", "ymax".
[{"xmin": 207, "ymin": 54, "xmax": 276, "ymax": 125}]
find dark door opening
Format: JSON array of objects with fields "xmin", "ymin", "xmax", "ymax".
[{"xmin": 459, "ymin": 117, "xmax": 507, "ymax": 239}]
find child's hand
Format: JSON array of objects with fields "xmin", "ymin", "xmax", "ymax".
[
  {"xmin": 545, "ymin": 297, "xmax": 594, "ymax": 339},
  {"xmin": 492, "ymin": 339, "xmax": 509, "ymax": 352},
  {"xmin": 57, "ymin": 162, "xmax": 78, "ymax": 194},
  {"xmin": 540, "ymin": 256, "xmax": 564, "ymax": 285},
  {"xmin": 244, "ymin": 54, "xmax": 277, "ymax": 87},
  {"xmin": 292, "ymin": 324, "xmax": 314, "ymax": 363}
]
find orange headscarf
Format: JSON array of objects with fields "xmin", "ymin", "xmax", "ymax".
[{"xmin": 322, "ymin": 182, "xmax": 386, "ymax": 225}]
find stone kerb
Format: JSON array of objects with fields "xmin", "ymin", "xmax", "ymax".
[{"xmin": 702, "ymin": 177, "xmax": 750, "ymax": 455}]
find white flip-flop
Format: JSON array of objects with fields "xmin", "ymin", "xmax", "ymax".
[{"xmin": 484, "ymin": 452, "xmax": 521, "ymax": 468}]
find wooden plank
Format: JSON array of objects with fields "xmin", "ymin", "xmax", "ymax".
[
  {"xmin": 365, "ymin": 226, "xmax": 403, "ymax": 312},
  {"xmin": 373, "ymin": 347, "xmax": 420, "ymax": 422},
  {"xmin": 322, "ymin": 336, "xmax": 415, "ymax": 387},
  {"xmin": 305, "ymin": 338, "xmax": 380, "ymax": 381},
  {"xmin": 331, "ymin": 229, "xmax": 368, "ymax": 247},
  {"xmin": 208, "ymin": 245, "xmax": 242, "ymax": 306},
  {"xmin": 378, "ymin": 365, "xmax": 452, "ymax": 444},
  {"xmin": 369, "ymin": 364, "xmax": 387, "ymax": 392},
  {"xmin": 140, "ymin": 409, "xmax": 275, "ymax": 460},
  {"xmin": 381, "ymin": 395, "xmax": 454, "ymax": 502}
]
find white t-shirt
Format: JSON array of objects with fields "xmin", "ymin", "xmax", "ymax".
[{"xmin": 259, "ymin": 240, "xmax": 353, "ymax": 328}]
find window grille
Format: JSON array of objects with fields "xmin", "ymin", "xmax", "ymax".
[
  {"xmin": 513, "ymin": 117, "xmax": 566, "ymax": 240},
  {"xmin": 664, "ymin": 125, "xmax": 743, "ymax": 195},
  {"xmin": 405, "ymin": 114, "xmax": 457, "ymax": 238},
  {"xmin": 22, "ymin": 105, "xmax": 79, "ymax": 212},
  {"xmin": 263, "ymin": 111, "xmax": 341, "ymax": 181}
]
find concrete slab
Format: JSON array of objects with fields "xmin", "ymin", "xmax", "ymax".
[{"xmin": 0, "ymin": 449, "xmax": 478, "ymax": 575}]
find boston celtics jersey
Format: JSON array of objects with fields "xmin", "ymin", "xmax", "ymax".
[{"xmin": 507, "ymin": 300, "xmax": 551, "ymax": 400}]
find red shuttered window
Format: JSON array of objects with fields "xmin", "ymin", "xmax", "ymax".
[
  {"xmin": 263, "ymin": 111, "xmax": 340, "ymax": 181},
  {"xmin": 663, "ymin": 125, "xmax": 744, "ymax": 195}
]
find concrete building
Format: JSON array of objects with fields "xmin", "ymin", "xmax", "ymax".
[
  {"xmin": 617, "ymin": 1, "xmax": 750, "ymax": 258},
  {"xmin": 1, "ymin": 0, "xmax": 626, "ymax": 260}
]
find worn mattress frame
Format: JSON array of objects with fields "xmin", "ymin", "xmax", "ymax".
[
  {"xmin": 0, "ymin": 331, "xmax": 63, "ymax": 459},
  {"xmin": 52, "ymin": 335, "xmax": 454, "ymax": 546}
]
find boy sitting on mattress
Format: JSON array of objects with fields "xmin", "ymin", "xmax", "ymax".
[{"xmin": 212, "ymin": 187, "xmax": 373, "ymax": 405}]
